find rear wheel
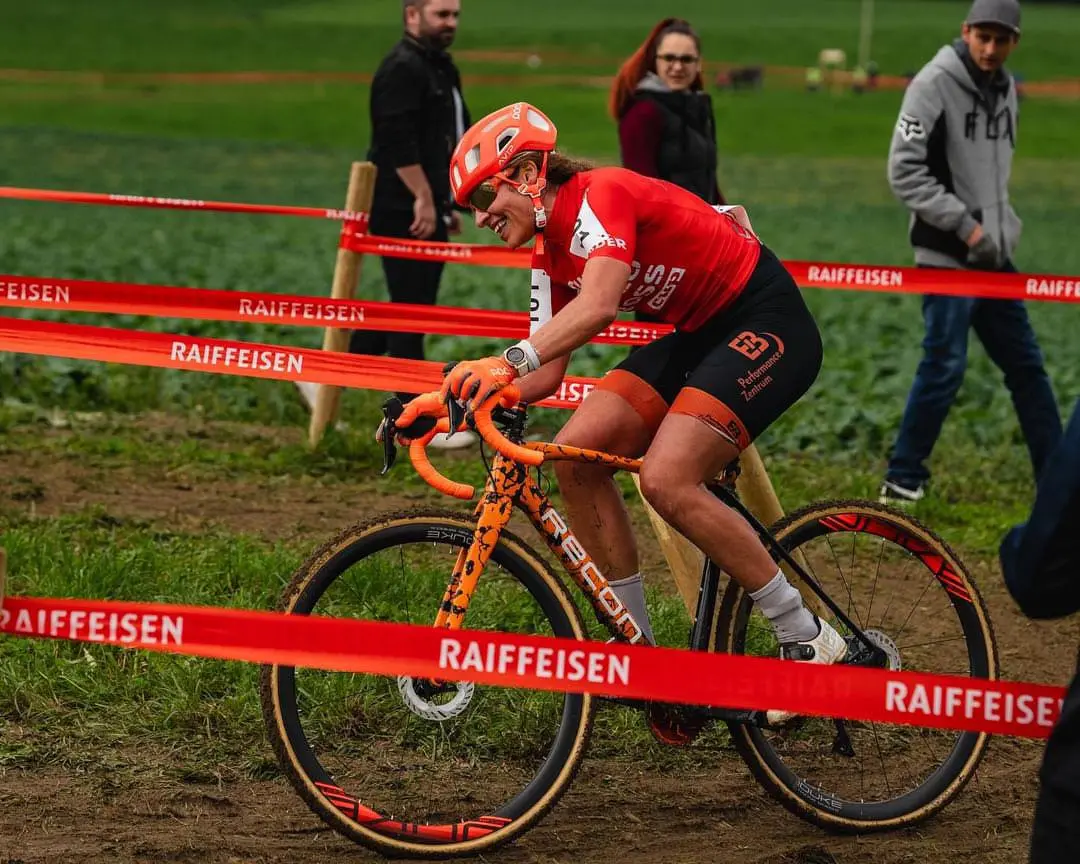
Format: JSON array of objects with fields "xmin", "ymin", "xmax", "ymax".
[
  {"xmin": 716, "ymin": 500, "xmax": 996, "ymax": 831},
  {"xmin": 260, "ymin": 510, "xmax": 594, "ymax": 858}
]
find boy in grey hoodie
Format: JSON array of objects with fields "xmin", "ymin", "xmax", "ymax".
[{"xmin": 879, "ymin": 0, "xmax": 1061, "ymax": 503}]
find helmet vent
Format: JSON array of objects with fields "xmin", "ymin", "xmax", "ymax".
[
  {"xmin": 464, "ymin": 145, "xmax": 482, "ymax": 173},
  {"xmin": 526, "ymin": 109, "xmax": 551, "ymax": 131},
  {"xmin": 496, "ymin": 129, "xmax": 518, "ymax": 154}
]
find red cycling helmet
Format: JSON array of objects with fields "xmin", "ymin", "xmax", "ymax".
[{"xmin": 449, "ymin": 102, "xmax": 557, "ymax": 228}]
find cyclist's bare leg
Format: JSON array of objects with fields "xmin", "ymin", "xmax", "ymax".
[
  {"xmin": 641, "ymin": 411, "xmax": 837, "ymax": 655},
  {"xmin": 638, "ymin": 413, "xmax": 776, "ymax": 592},
  {"xmin": 551, "ymin": 390, "xmax": 652, "ymax": 581},
  {"xmin": 642, "ymin": 414, "xmax": 843, "ymax": 722}
]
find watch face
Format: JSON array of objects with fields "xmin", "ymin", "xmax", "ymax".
[{"xmin": 505, "ymin": 347, "xmax": 526, "ymax": 364}]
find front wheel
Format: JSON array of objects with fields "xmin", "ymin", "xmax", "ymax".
[
  {"xmin": 260, "ymin": 510, "xmax": 594, "ymax": 858},
  {"xmin": 716, "ymin": 499, "xmax": 997, "ymax": 831}
]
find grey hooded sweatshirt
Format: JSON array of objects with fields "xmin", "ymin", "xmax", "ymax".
[{"xmin": 887, "ymin": 41, "xmax": 1020, "ymax": 270}]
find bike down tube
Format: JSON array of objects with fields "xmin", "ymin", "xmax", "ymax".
[{"xmin": 512, "ymin": 455, "xmax": 646, "ymax": 644}]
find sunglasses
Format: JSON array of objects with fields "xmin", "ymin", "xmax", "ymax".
[
  {"xmin": 468, "ymin": 169, "xmax": 515, "ymax": 211},
  {"xmin": 657, "ymin": 53, "xmax": 699, "ymax": 65}
]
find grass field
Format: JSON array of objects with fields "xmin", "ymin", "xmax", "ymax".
[{"xmin": 1, "ymin": 0, "xmax": 1079, "ymax": 777}]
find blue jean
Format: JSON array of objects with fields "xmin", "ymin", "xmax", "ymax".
[{"xmin": 886, "ymin": 265, "xmax": 1062, "ymax": 488}]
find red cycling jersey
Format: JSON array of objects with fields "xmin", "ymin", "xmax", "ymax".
[{"xmin": 529, "ymin": 167, "xmax": 761, "ymax": 335}]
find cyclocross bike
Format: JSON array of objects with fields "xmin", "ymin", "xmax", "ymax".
[{"xmin": 260, "ymin": 385, "xmax": 998, "ymax": 859}]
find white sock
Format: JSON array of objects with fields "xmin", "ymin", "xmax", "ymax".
[
  {"xmin": 749, "ymin": 570, "xmax": 819, "ymax": 644},
  {"xmin": 608, "ymin": 572, "xmax": 655, "ymax": 644}
]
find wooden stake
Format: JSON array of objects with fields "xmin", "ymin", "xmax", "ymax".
[{"xmin": 308, "ymin": 161, "xmax": 378, "ymax": 448}]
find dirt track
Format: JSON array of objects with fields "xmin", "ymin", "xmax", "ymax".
[
  {"xmin": 0, "ymin": 415, "xmax": 1075, "ymax": 863},
  {"xmin": 0, "ymin": 737, "xmax": 1052, "ymax": 864}
]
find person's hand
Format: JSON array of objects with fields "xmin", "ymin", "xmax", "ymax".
[
  {"xmin": 965, "ymin": 223, "xmax": 1000, "ymax": 270},
  {"xmin": 440, "ymin": 356, "xmax": 517, "ymax": 412},
  {"xmin": 410, "ymin": 196, "xmax": 437, "ymax": 239},
  {"xmin": 447, "ymin": 210, "xmax": 463, "ymax": 235}
]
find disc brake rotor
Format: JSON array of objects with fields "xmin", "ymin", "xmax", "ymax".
[
  {"xmin": 861, "ymin": 629, "xmax": 902, "ymax": 672},
  {"xmin": 396, "ymin": 676, "xmax": 475, "ymax": 721}
]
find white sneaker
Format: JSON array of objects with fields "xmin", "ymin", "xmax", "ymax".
[
  {"xmin": 766, "ymin": 618, "xmax": 848, "ymax": 726},
  {"xmin": 878, "ymin": 480, "xmax": 925, "ymax": 506},
  {"xmin": 428, "ymin": 430, "xmax": 479, "ymax": 450},
  {"xmin": 295, "ymin": 381, "xmax": 319, "ymax": 412}
]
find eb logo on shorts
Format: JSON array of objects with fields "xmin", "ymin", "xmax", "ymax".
[{"xmin": 728, "ymin": 331, "xmax": 770, "ymax": 360}]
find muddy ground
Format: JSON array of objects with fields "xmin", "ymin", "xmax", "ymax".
[{"xmin": 0, "ymin": 415, "xmax": 1075, "ymax": 864}]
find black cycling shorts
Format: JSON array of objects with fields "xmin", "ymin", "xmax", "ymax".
[{"xmin": 597, "ymin": 245, "xmax": 822, "ymax": 449}]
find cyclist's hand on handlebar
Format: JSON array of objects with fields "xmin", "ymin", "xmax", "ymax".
[{"xmin": 440, "ymin": 356, "xmax": 518, "ymax": 413}]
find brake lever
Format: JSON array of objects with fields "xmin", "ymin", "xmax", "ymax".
[
  {"xmin": 438, "ymin": 361, "xmax": 470, "ymax": 434},
  {"xmin": 380, "ymin": 425, "xmax": 397, "ymax": 475},
  {"xmin": 446, "ymin": 397, "xmax": 467, "ymax": 436},
  {"xmin": 379, "ymin": 398, "xmax": 403, "ymax": 475}
]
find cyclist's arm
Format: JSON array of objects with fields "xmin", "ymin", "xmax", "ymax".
[
  {"xmin": 528, "ymin": 257, "xmax": 630, "ymax": 362},
  {"xmin": 515, "ymin": 354, "xmax": 571, "ymax": 403}
]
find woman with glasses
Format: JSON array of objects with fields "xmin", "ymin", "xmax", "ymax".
[{"xmin": 609, "ymin": 18, "xmax": 724, "ymax": 206}]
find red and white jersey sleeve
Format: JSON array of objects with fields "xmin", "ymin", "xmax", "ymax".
[
  {"xmin": 564, "ymin": 182, "xmax": 637, "ymax": 266},
  {"xmin": 535, "ymin": 168, "xmax": 763, "ymax": 332}
]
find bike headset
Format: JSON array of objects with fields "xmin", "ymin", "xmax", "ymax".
[{"xmin": 449, "ymin": 102, "xmax": 558, "ymax": 252}]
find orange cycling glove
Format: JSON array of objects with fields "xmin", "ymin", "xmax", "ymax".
[{"xmin": 440, "ymin": 356, "xmax": 518, "ymax": 412}]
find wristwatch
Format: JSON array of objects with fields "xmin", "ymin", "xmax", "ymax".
[
  {"xmin": 502, "ymin": 344, "xmax": 531, "ymax": 377},
  {"xmin": 502, "ymin": 340, "xmax": 540, "ymax": 377}
]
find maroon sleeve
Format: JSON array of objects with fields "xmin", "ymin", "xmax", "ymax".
[{"xmin": 618, "ymin": 100, "xmax": 663, "ymax": 179}]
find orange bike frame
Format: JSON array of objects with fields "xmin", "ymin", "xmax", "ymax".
[{"xmin": 431, "ymin": 442, "xmax": 650, "ymax": 644}]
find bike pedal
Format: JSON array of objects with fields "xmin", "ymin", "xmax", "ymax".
[{"xmin": 645, "ymin": 703, "xmax": 707, "ymax": 747}]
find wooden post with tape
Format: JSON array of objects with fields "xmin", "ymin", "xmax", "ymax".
[
  {"xmin": 308, "ymin": 161, "xmax": 378, "ymax": 448},
  {"xmin": 638, "ymin": 443, "xmax": 825, "ymax": 621}
]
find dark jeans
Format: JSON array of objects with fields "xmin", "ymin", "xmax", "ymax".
[
  {"xmin": 1030, "ymin": 772, "xmax": 1080, "ymax": 863},
  {"xmin": 886, "ymin": 262, "xmax": 1061, "ymax": 488},
  {"xmin": 348, "ymin": 207, "xmax": 449, "ymax": 402}
]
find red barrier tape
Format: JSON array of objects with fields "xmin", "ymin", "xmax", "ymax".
[
  {"xmin": 787, "ymin": 260, "xmax": 1080, "ymax": 304},
  {"xmin": 0, "ymin": 273, "xmax": 672, "ymax": 346},
  {"xmin": 342, "ymin": 232, "xmax": 529, "ymax": 269},
  {"xmin": 0, "ymin": 185, "xmax": 369, "ymax": 227},
  {"xmin": 0, "ymin": 316, "xmax": 597, "ymax": 410},
  {"xmin": 340, "ymin": 233, "xmax": 1080, "ymax": 304},
  {"xmin": 4, "ymin": 183, "xmax": 1077, "ymax": 301},
  {"xmin": 0, "ymin": 594, "xmax": 1064, "ymax": 739}
]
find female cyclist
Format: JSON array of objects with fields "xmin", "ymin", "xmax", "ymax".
[{"xmin": 436, "ymin": 102, "xmax": 845, "ymax": 724}]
